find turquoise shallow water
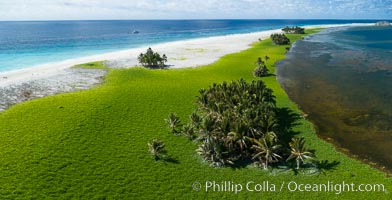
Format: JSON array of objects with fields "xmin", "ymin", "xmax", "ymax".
[
  {"xmin": 0, "ymin": 19, "xmax": 380, "ymax": 72},
  {"xmin": 277, "ymin": 26, "xmax": 392, "ymax": 171}
]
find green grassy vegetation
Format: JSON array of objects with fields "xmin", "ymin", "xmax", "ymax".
[
  {"xmin": 73, "ymin": 61, "xmax": 108, "ymax": 70},
  {"xmin": 185, "ymin": 48, "xmax": 206, "ymax": 53},
  {"xmin": 0, "ymin": 29, "xmax": 390, "ymax": 199},
  {"xmin": 170, "ymin": 57, "xmax": 188, "ymax": 61}
]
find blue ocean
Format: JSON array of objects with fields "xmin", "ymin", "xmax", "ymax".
[{"xmin": 0, "ymin": 19, "xmax": 379, "ymax": 72}]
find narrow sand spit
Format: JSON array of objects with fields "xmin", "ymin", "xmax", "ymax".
[
  {"xmin": 0, "ymin": 68, "xmax": 106, "ymax": 111},
  {"xmin": 0, "ymin": 23, "xmax": 374, "ymax": 112}
]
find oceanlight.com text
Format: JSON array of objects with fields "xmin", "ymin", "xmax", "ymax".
[{"xmin": 192, "ymin": 181, "xmax": 387, "ymax": 194}]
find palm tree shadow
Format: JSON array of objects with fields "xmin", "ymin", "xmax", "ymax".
[
  {"xmin": 230, "ymin": 158, "xmax": 254, "ymax": 169},
  {"xmin": 159, "ymin": 155, "xmax": 180, "ymax": 164},
  {"xmin": 274, "ymin": 108, "xmax": 340, "ymax": 175},
  {"xmin": 283, "ymin": 160, "xmax": 340, "ymax": 176},
  {"xmin": 261, "ymin": 73, "xmax": 276, "ymax": 77},
  {"xmin": 161, "ymin": 64, "xmax": 172, "ymax": 69},
  {"xmin": 276, "ymin": 107, "xmax": 302, "ymax": 130},
  {"xmin": 314, "ymin": 160, "xmax": 340, "ymax": 175},
  {"xmin": 162, "ymin": 156, "xmax": 180, "ymax": 164},
  {"xmin": 275, "ymin": 107, "xmax": 302, "ymax": 144},
  {"xmin": 145, "ymin": 65, "xmax": 171, "ymax": 70}
]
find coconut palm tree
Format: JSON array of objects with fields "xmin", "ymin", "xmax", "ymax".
[
  {"xmin": 261, "ymin": 88, "xmax": 276, "ymax": 110},
  {"xmin": 138, "ymin": 47, "xmax": 167, "ymax": 68},
  {"xmin": 260, "ymin": 114, "xmax": 278, "ymax": 133},
  {"xmin": 264, "ymin": 56, "xmax": 270, "ymax": 64},
  {"xmin": 287, "ymin": 137, "xmax": 314, "ymax": 169},
  {"xmin": 148, "ymin": 139, "xmax": 167, "ymax": 160},
  {"xmin": 282, "ymin": 26, "xmax": 290, "ymax": 33},
  {"xmin": 181, "ymin": 124, "xmax": 196, "ymax": 140},
  {"xmin": 138, "ymin": 53, "xmax": 145, "ymax": 67},
  {"xmin": 251, "ymin": 132, "xmax": 282, "ymax": 169},
  {"xmin": 165, "ymin": 113, "xmax": 181, "ymax": 134},
  {"xmin": 190, "ymin": 111, "xmax": 202, "ymax": 128},
  {"xmin": 225, "ymin": 123, "xmax": 249, "ymax": 153},
  {"xmin": 197, "ymin": 115, "xmax": 218, "ymax": 141},
  {"xmin": 253, "ymin": 66, "xmax": 269, "ymax": 77},
  {"xmin": 163, "ymin": 54, "xmax": 167, "ymax": 61},
  {"xmin": 270, "ymin": 34, "xmax": 290, "ymax": 45},
  {"xmin": 176, "ymin": 79, "xmax": 299, "ymax": 168},
  {"xmin": 252, "ymin": 57, "xmax": 269, "ymax": 77},
  {"xmin": 197, "ymin": 136, "xmax": 232, "ymax": 167},
  {"xmin": 255, "ymin": 57, "xmax": 264, "ymax": 67}
]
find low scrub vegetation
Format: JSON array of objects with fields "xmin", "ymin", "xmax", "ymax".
[
  {"xmin": 282, "ymin": 26, "xmax": 305, "ymax": 34},
  {"xmin": 253, "ymin": 57, "xmax": 269, "ymax": 77},
  {"xmin": 271, "ymin": 33, "xmax": 290, "ymax": 45}
]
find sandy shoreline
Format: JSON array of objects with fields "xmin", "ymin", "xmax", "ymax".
[
  {"xmin": 0, "ymin": 29, "xmax": 281, "ymax": 87},
  {"xmin": 0, "ymin": 23, "xmax": 374, "ymax": 111},
  {"xmin": 0, "ymin": 23, "xmax": 373, "ymax": 87}
]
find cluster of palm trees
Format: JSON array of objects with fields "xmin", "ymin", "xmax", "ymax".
[
  {"xmin": 282, "ymin": 26, "xmax": 305, "ymax": 34},
  {"xmin": 270, "ymin": 34, "xmax": 290, "ymax": 45},
  {"xmin": 138, "ymin": 47, "xmax": 167, "ymax": 69},
  {"xmin": 253, "ymin": 57, "xmax": 270, "ymax": 77},
  {"xmin": 166, "ymin": 79, "xmax": 314, "ymax": 169}
]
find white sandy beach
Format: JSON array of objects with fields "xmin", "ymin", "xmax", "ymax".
[
  {"xmin": 0, "ymin": 28, "xmax": 281, "ymax": 87},
  {"xmin": 0, "ymin": 23, "xmax": 374, "ymax": 87},
  {"xmin": 0, "ymin": 23, "xmax": 375, "ymax": 111}
]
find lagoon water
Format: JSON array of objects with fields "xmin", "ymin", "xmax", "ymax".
[
  {"xmin": 277, "ymin": 26, "xmax": 392, "ymax": 171},
  {"xmin": 0, "ymin": 19, "xmax": 379, "ymax": 72}
]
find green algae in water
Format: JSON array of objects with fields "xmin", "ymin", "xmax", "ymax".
[{"xmin": 277, "ymin": 26, "xmax": 392, "ymax": 171}]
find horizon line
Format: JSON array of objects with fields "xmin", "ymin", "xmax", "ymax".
[{"xmin": 0, "ymin": 18, "xmax": 390, "ymax": 22}]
